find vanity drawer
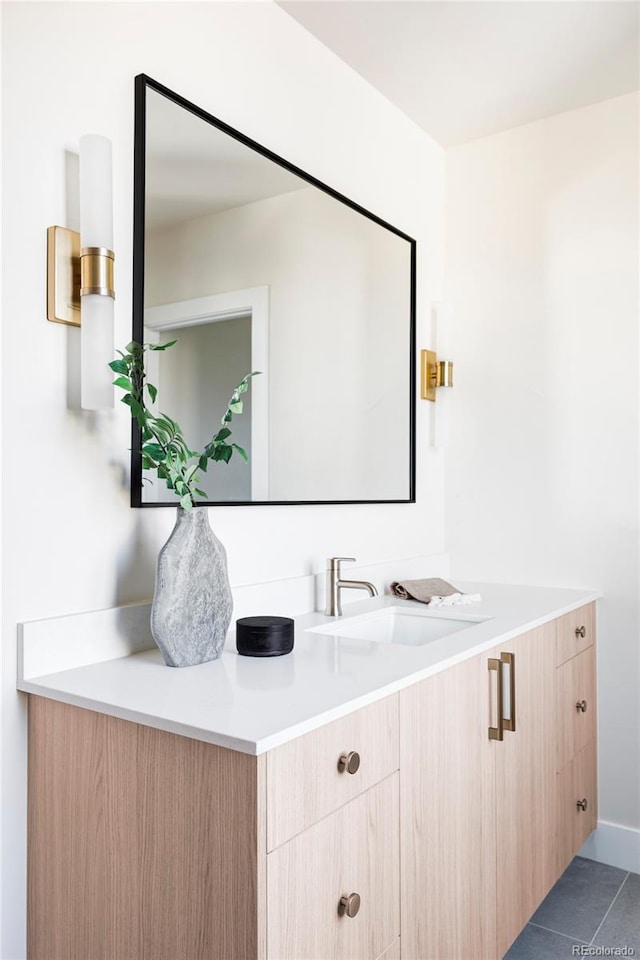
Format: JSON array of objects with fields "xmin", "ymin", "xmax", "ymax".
[
  {"xmin": 266, "ymin": 694, "xmax": 399, "ymax": 851},
  {"xmin": 556, "ymin": 603, "xmax": 595, "ymax": 666},
  {"xmin": 557, "ymin": 646, "xmax": 597, "ymax": 772},
  {"xmin": 557, "ymin": 739, "xmax": 597, "ymax": 875},
  {"xmin": 266, "ymin": 774, "xmax": 400, "ymax": 960}
]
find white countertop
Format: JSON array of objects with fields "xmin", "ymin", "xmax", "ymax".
[{"xmin": 18, "ymin": 581, "xmax": 600, "ymax": 755}]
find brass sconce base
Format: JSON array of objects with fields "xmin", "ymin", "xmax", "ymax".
[
  {"xmin": 421, "ymin": 349, "xmax": 454, "ymax": 402},
  {"xmin": 47, "ymin": 226, "xmax": 81, "ymax": 326},
  {"xmin": 47, "ymin": 226, "xmax": 115, "ymax": 326},
  {"xmin": 421, "ymin": 349, "xmax": 437, "ymax": 402}
]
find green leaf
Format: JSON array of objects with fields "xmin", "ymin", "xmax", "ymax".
[
  {"xmin": 180, "ymin": 494, "xmax": 193, "ymax": 510},
  {"xmin": 194, "ymin": 488, "xmax": 208, "ymax": 499},
  {"xmin": 128, "ymin": 399, "xmax": 145, "ymax": 424},
  {"xmin": 213, "ymin": 444, "xmax": 233, "ymax": 464},
  {"xmin": 214, "ymin": 427, "xmax": 232, "ymax": 442},
  {"xmin": 125, "ymin": 341, "xmax": 139, "ymax": 354},
  {"xmin": 153, "ymin": 417, "xmax": 176, "ymax": 439},
  {"xmin": 198, "ymin": 455, "xmax": 209, "ymax": 472},
  {"xmin": 149, "ymin": 339, "xmax": 178, "ymax": 352},
  {"xmin": 222, "ymin": 410, "xmax": 232, "ymax": 424},
  {"xmin": 109, "ymin": 359, "xmax": 129, "ymax": 374},
  {"xmin": 113, "ymin": 376, "xmax": 132, "ymax": 392},
  {"xmin": 232, "ymin": 443, "xmax": 248, "ymax": 462},
  {"xmin": 162, "ymin": 413, "xmax": 180, "ymax": 431},
  {"xmin": 146, "ymin": 383, "xmax": 158, "ymax": 403},
  {"xmin": 145, "ymin": 417, "xmax": 169, "ymax": 446},
  {"xmin": 172, "ymin": 434, "xmax": 190, "ymax": 455},
  {"xmin": 143, "ymin": 443, "xmax": 166, "ymax": 462},
  {"xmin": 229, "ymin": 399, "xmax": 243, "ymax": 414}
]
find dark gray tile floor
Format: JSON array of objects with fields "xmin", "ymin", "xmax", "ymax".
[{"xmin": 504, "ymin": 857, "xmax": 640, "ymax": 959}]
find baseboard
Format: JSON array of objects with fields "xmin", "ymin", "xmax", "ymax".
[{"xmin": 579, "ymin": 820, "xmax": 640, "ymax": 874}]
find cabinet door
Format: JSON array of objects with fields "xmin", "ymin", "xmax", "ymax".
[
  {"xmin": 557, "ymin": 647, "xmax": 597, "ymax": 772},
  {"xmin": 495, "ymin": 623, "xmax": 558, "ymax": 958},
  {"xmin": 400, "ymin": 654, "xmax": 497, "ymax": 960},
  {"xmin": 557, "ymin": 739, "xmax": 597, "ymax": 874},
  {"xmin": 267, "ymin": 774, "xmax": 399, "ymax": 960}
]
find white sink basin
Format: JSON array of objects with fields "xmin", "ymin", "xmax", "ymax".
[{"xmin": 308, "ymin": 605, "xmax": 491, "ymax": 647}]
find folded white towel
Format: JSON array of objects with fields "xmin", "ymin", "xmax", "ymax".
[{"xmin": 428, "ymin": 592, "xmax": 482, "ymax": 607}]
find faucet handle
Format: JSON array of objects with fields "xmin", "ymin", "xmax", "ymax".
[{"xmin": 328, "ymin": 557, "xmax": 356, "ymax": 573}]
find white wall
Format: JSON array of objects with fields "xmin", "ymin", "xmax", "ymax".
[
  {"xmin": 153, "ymin": 318, "xmax": 253, "ymax": 503},
  {"xmin": 146, "ymin": 185, "xmax": 411, "ymax": 500},
  {"xmin": 1, "ymin": 3, "xmax": 445, "ymax": 957},
  {"xmin": 446, "ymin": 94, "xmax": 639, "ymax": 844}
]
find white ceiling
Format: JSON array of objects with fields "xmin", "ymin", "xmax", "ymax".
[{"xmin": 278, "ymin": 1, "xmax": 640, "ymax": 146}]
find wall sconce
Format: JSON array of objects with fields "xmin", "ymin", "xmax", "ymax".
[
  {"xmin": 420, "ymin": 350, "xmax": 454, "ymax": 402},
  {"xmin": 47, "ymin": 135, "xmax": 114, "ymax": 410},
  {"xmin": 422, "ymin": 303, "xmax": 454, "ymax": 448}
]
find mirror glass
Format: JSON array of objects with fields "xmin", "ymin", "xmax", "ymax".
[{"xmin": 133, "ymin": 76, "xmax": 415, "ymax": 505}]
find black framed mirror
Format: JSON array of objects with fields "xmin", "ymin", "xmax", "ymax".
[{"xmin": 132, "ymin": 75, "xmax": 416, "ymax": 506}]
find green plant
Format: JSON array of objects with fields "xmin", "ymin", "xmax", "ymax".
[{"xmin": 110, "ymin": 340, "xmax": 258, "ymax": 510}]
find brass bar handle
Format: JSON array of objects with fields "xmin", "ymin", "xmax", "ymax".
[
  {"xmin": 338, "ymin": 893, "xmax": 361, "ymax": 918},
  {"xmin": 575, "ymin": 625, "xmax": 586, "ymax": 639},
  {"xmin": 576, "ymin": 700, "xmax": 588, "ymax": 713},
  {"xmin": 338, "ymin": 751, "xmax": 361, "ymax": 775},
  {"xmin": 488, "ymin": 658, "xmax": 504, "ymax": 741},
  {"xmin": 577, "ymin": 798, "xmax": 588, "ymax": 812},
  {"xmin": 501, "ymin": 652, "xmax": 516, "ymax": 733}
]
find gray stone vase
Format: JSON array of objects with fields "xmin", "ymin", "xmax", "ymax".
[{"xmin": 151, "ymin": 506, "xmax": 233, "ymax": 667}]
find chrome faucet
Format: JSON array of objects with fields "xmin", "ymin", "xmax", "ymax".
[{"xmin": 324, "ymin": 557, "xmax": 378, "ymax": 617}]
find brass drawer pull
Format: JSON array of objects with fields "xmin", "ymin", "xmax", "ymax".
[
  {"xmin": 488, "ymin": 658, "xmax": 504, "ymax": 741},
  {"xmin": 502, "ymin": 652, "xmax": 516, "ymax": 733},
  {"xmin": 575, "ymin": 625, "xmax": 586, "ymax": 639},
  {"xmin": 577, "ymin": 798, "xmax": 588, "ymax": 812},
  {"xmin": 338, "ymin": 751, "xmax": 360, "ymax": 775},
  {"xmin": 576, "ymin": 700, "xmax": 588, "ymax": 713},
  {"xmin": 338, "ymin": 892, "xmax": 361, "ymax": 918}
]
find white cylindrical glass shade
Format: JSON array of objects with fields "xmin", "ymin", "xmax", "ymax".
[
  {"xmin": 79, "ymin": 134, "xmax": 114, "ymax": 410},
  {"xmin": 433, "ymin": 302, "xmax": 452, "ymax": 448},
  {"xmin": 80, "ymin": 295, "xmax": 114, "ymax": 410},
  {"xmin": 79, "ymin": 135, "xmax": 113, "ymax": 249},
  {"xmin": 434, "ymin": 302, "xmax": 452, "ymax": 359},
  {"xmin": 433, "ymin": 387, "xmax": 451, "ymax": 449}
]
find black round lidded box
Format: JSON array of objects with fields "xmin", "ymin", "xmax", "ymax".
[{"xmin": 236, "ymin": 616, "xmax": 294, "ymax": 657}]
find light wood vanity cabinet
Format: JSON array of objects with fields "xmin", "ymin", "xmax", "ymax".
[
  {"xmin": 399, "ymin": 605, "xmax": 597, "ymax": 960},
  {"xmin": 400, "ymin": 622, "xmax": 560, "ymax": 960},
  {"xmin": 400, "ymin": 651, "xmax": 498, "ymax": 960},
  {"xmin": 493, "ymin": 623, "xmax": 559, "ymax": 958},
  {"xmin": 27, "ymin": 605, "xmax": 597, "ymax": 960},
  {"xmin": 28, "ymin": 693, "xmax": 400, "ymax": 960},
  {"xmin": 555, "ymin": 608, "xmax": 598, "ymax": 875}
]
